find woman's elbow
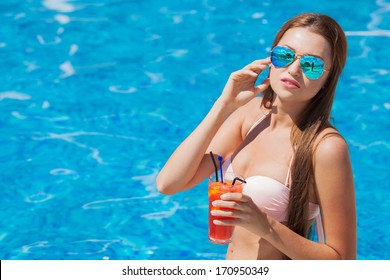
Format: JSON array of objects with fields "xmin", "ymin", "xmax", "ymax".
[{"xmin": 156, "ymin": 175, "xmax": 176, "ymax": 195}]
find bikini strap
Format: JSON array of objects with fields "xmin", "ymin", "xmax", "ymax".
[
  {"xmin": 246, "ymin": 111, "xmax": 271, "ymax": 136},
  {"xmin": 246, "ymin": 110, "xmax": 293, "ymax": 187},
  {"xmin": 284, "ymin": 154, "xmax": 294, "ymax": 187}
]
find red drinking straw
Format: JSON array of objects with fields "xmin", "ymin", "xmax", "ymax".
[{"xmin": 209, "ymin": 151, "xmax": 219, "ymax": 182}]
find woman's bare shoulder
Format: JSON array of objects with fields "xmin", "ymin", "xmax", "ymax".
[
  {"xmin": 234, "ymin": 96, "xmax": 263, "ymax": 115},
  {"xmin": 313, "ymin": 127, "xmax": 350, "ymax": 168},
  {"xmin": 239, "ymin": 97, "xmax": 266, "ymax": 133}
]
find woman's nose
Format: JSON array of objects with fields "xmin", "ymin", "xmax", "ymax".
[{"xmin": 287, "ymin": 58, "xmax": 302, "ymax": 78}]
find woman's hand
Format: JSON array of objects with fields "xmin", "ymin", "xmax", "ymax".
[
  {"xmin": 211, "ymin": 192, "xmax": 270, "ymax": 237},
  {"xmin": 217, "ymin": 58, "xmax": 271, "ymax": 110}
]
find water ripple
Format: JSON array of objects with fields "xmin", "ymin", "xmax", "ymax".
[
  {"xmin": 108, "ymin": 85, "xmax": 137, "ymax": 94},
  {"xmin": 22, "ymin": 239, "xmax": 121, "ymax": 256},
  {"xmin": 22, "ymin": 241, "xmax": 49, "ymax": 253},
  {"xmin": 82, "ymin": 196, "xmax": 155, "ymax": 210},
  {"xmin": 59, "ymin": 61, "xmax": 75, "ymax": 78},
  {"xmin": 141, "ymin": 201, "xmax": 180, "ymax": 220},
  {"xmin": 0, "ymin": 91, "xmax": 31, "ymax": 101},
  {"xmin": 43, "ymin": 0, "xmax": 77, "ymax": 13},
  {"xmin": 54, "ymin": 14, "xmax": 70, "ymax": 24},
  {"xmin": 11, "ymin": 111, "xmax": 27, "ymax": 119},
  {"xmin": 36, "ymin": 34, "xmax": 61, "ymax": 45},
  {"xmin": 132, "ymin": 168, "xmax": 160, "ymax": 195},
  {"xmin": 24, "ymin": 192, "xmax": 54, "ymax": 203},
  {"xmin": 50, "ymin": 168, "xmax": 77, "ymax": 176},
  {"xmin": 67, "ymin": 239, "xmax": 121, "ymax": 255},
  {"xmin": 345, "ymin": 30, "xmax": 390, "ymax": 37}
]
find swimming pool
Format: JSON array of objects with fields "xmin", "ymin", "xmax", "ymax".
[{"xmin": 0, "ymin": 0, "xmax": 389, "ymax": 260}]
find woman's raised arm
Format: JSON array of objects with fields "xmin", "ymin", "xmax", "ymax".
[{"xmin": 156, "ymin": 59, "xmax": 271, "ymax": 195}]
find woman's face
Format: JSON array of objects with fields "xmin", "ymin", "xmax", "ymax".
[{"xmin": 269, "ymin": 27, "xmax": 332, "ymax": 105}]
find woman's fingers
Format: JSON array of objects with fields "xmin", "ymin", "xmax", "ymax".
[
  {"xmin": 211, "ymin": 192, "xmax": 270, "ymax": 236},
  {"xmin": 229, "ymin": 69, "xmax": 258, "ymax": 82},
  {"xmin": 212, "ymin": 200, "xmax": 240, "ymax": 209},
  {"xmin": 213, "ymin": 219, "xmax": 236, "ymax": 226},
  {"xmin": 244, "ymin": 57, "xmax": 271, "ymax": 67},
  {"xmin": 218, "ymin": 57, "xmax": 271, "ymax": 110},
  {"xmin": 220, "ymin": 192, "xmax": 250, "ymax": 202},
  {"xmin": 228, "ymin": 57, "xmax": 271, "ymax": 83},
  {"xmin": 211, "ymin": 193, "xmax": 252, "ymax": 217},
  {"xmin": 211, "ymin": 194, "xmax": 250, "ymax": 211},
  {"xmin": 243, "ymin": 57, "xmax": 271, "ymax": 73},
  {"xmin": 210, "ymin": 193, "xmax": 262, "ymax": 228},
  {"xmin": 243, "ymin": 64, "xmax": 267, "ymax": 74},
  {"xmin": 254, "ymin": 78, "xmax": 270, "ymax": 95},
  {"xmin": 210, "ymin": 209, "xmax": 235, "ymax": 217}
]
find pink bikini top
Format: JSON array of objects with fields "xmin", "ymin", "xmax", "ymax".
[{"xmin": 221, "ymin": 112, "xmax": 324, "ymax": 242}]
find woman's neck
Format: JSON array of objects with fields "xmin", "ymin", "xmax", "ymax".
[{"xmin": 267, "ymin": 98, "xmax": 308, "ymax": 130}]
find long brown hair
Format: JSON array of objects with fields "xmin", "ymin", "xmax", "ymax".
[{"xmin": 262, "ymin": 13, "xmax": 348, "ymax": 239}]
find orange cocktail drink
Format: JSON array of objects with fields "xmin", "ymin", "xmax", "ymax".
[{"xmin": 208, "ymin": 180, "xmax": 243, "ymax": 244}]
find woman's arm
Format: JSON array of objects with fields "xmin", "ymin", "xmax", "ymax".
[
  {"xmin": 156, "ymin": 100, "xmax": 238, "ymax": 195},
  {"xmin": 311, "ymin": 133, "xmax": 357, "ymax": 259},
  {"xmin": 156, "ymin": 59, "xmax": 271, "ymax": 195},
  {"xmin": 272, "ymin": 134, "xmax": 356, "ymax": 259}
]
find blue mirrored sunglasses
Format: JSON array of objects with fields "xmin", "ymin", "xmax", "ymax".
[{"xmin": 270, "ymin": 46, "xmax": 328, "ymax": 80}]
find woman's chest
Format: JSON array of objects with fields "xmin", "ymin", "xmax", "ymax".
[{"xmin": 232, "ymin": 132, "xmax": 293, "ymax": 182}]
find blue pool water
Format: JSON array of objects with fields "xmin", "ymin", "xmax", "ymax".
[{"xmin": 0, "ymin": 0, "xmax": 389, "ymax": 260}]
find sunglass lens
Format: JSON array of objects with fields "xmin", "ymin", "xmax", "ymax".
[
  {"xmin": 300, "ymin": 56, "xmax": 324, "ymax": 80},
  {"xmin": 271, "ymin": 46, "xmax": 294, "ymax": 68}
]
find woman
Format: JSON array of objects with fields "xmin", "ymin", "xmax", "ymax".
[{"xmin": 156, "ymin": 13, "xmax": 356, "ymax": 260}]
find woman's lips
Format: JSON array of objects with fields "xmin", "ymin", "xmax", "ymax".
[{"xmin": 281, "ymin": 78, "xmax": 300, "ymax": 89}]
